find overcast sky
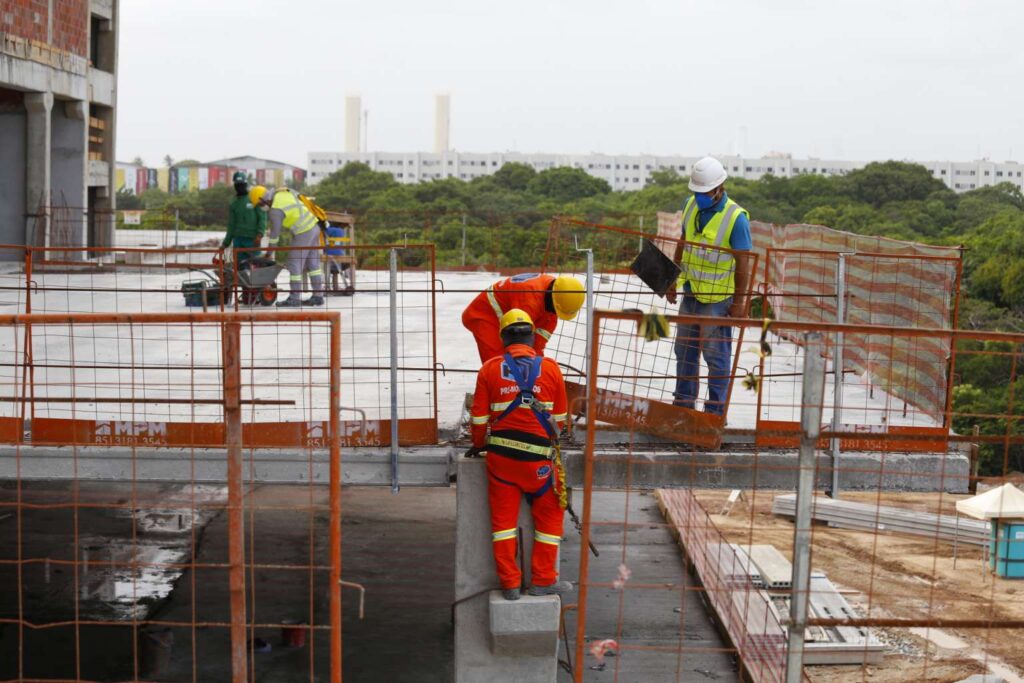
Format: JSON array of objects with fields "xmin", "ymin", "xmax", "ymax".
[{"xmin": 118, "ymin": 0, "xmax": 1024, "ymax": 169}]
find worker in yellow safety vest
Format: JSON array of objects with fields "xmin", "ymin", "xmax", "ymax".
[
  {"xmin": 249, "ymin": 185, "xmax": 324, "ymax": 307},
  {"xmin": 665, "ymin": 156, "xmax": 753, "ymax": 415}
]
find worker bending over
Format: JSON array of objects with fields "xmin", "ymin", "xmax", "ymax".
[
  {"xmin": 469, "ymin": 309, "xmax": 573, "ymax": 601},
  {"xmin": 462, "ymin": 273, "xmax": 584, "ymax": 363},
  {"xmin": 249, "ymin": 185, "xmax": 325, "ymax": 307}
]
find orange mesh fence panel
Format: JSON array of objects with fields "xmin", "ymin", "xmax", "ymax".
[
  {"xmin": 0, "ymin": 312, "xmax": 343, "ymax": 682},
  {"xmin": 14, "ymin": 242, "xmax": 438, "ymax": 447},
  {"xmin": 566, "ymin": 309, "xmax": 1024, "ymax": 682}
]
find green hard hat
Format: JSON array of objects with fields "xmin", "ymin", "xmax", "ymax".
[{"xmin": 232, "ymin": 171, "xmax": 248, "ymax": 184}]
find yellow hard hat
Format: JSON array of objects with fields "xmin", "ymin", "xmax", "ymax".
[
  {"xmin": 552, "ymin": 276, "xmax": 584, "ymax": 321},
  {"xmin": 248, "ymin": 185, "xmax": 268, "ymax": 206},
  {"xmin": 499, "ymin": 308, "xmax": 534, "ymax": 332}
]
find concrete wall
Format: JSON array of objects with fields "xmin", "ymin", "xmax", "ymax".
[
  {"xmin": 561, "ymin": 449, "xmax": 971, "ymax": 493},
  {"xmin": 0, "ymin": 108, "xmax": 27, "ymax": 251}
]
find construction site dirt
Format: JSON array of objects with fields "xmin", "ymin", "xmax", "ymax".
[{"xmin": 689, "ymin": 488, "xmax": 1022, "ymax": 683}]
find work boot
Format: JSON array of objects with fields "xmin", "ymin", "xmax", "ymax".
[
  {"xmin": 302, "ymin": 295, "xmax": 325, "ymax": 307},
  {"xmin": 502, "ymin": 587, "xmax": 520, "ymax": 601},
  {"xmin": 276, "ymin": 297, "xmax": 302, "ymax": 308},
  {"xmin": 527, "ymin": 580, "xmax": 574, "ymax": 597}
]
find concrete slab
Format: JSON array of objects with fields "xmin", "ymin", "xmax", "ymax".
[{"xmin": 558, "ymin": 490, "xmax": 738, "ymax": 682}]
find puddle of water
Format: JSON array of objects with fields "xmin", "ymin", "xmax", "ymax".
[{"xmin": 76, "ymin": 486, "xmax": 227, "ymax": 620}]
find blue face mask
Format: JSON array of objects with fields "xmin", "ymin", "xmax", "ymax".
[{"xmin": 694, "ymin": 192, "xmax": 717, "ymax": 210}]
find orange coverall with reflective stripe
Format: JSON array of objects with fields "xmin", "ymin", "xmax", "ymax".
[
  {"xmin": 461, "ymin": 273, "xmax": 560, "ymax": 363},
  {"xmin": 471, "ymin": 344, "xmax": 568, "ymax": 589}
]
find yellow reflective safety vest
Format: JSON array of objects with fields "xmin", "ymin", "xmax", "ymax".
[
  {"xmin": 678, "ymin": 196, "xmax": 748, "ymax": 304},
  {"xmin": 270, "ymin": 188, "xmax": 318, "ymax": 236}
]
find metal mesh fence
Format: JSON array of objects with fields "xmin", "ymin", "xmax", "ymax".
[
  {"xmin": 3, "ymin": 244, "xmax": 439, "ymax": 446},
  {"xmin": 0, "ymin": 312, "xmax": 343, "ymax": 683},
  {"xmin": 565, "ymin": 310, "xmax": 1024, "ymax": 683}
]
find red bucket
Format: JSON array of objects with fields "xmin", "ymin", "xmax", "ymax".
[{"xmin": 281, "ymin": 620, "xmax": 307, "ymax": 648}]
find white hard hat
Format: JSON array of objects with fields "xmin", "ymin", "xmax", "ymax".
[{"xmin": 688, "ymin": 156, "xmax": 728, "ymax": 193}]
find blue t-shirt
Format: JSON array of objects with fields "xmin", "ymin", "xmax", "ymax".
[{"xmin": 690, "ymin": 192, "xmax": 752, "ymax": 251}]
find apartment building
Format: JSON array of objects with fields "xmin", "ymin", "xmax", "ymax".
[{"xmin": 307, "ymin": 150, "xmax": 1024, "ymax": 194}]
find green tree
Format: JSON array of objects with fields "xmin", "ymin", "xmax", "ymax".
[
  {"xmin": 492, "ymin": 162, "xmax": 537, "ymax": 192},
  {"xmin": 841, "ymin": 161, "xmax": 952, "ymax": 208},
  {"xmin": 527, "ymin": 167, "xmax": 611, "ymax": 204}
]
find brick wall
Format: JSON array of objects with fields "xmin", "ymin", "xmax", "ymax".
[
  {"xmin": 52, "ymin": 0, "xmax": 87, "ymax": 57},
  {"xmin": 1, "ymin": 0, "xmax": 88, "ymax": 58},
  {"xmin": 1, "ymin": 1, "xmax": 49, "ymax": 44}
]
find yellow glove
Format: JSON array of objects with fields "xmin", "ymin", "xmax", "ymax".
[{"xmin": 638, "ymin": 312, "xmax": 670, "ymax": 342}]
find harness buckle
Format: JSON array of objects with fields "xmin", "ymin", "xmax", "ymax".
[{"xmin": 519, "ymin": 392, "xmax": 536, "ymax": 409}]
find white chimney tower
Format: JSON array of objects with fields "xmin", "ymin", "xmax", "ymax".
[
  {"xmin": 345, "ymin": 96, "xmax": 361, "ymax": 153},
  {"xmin": 434, "ymin": 94, "xmax": 450, "ymax": 154}
]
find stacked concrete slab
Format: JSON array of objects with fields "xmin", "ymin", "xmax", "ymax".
[{"xmin": 772, "ymin": 494, "xmax": 989, "ymax": 546}]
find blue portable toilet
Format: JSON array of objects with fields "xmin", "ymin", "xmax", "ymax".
[{"xmin": 956, "ymin": 483, "xmax": 1024, "ymax": 579}]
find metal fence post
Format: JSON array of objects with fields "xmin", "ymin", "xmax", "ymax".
[
  {"xmin": 575, "ymin": 244, "xmax": 595, "ymax": 386},
  {"xmin": 389, "ymin": 248, "xmax": 400, "ymax": 494},
  {"xmin": 222, "ymin": 320, "xmax": 247, "ymax": 683},
  {"xmin": 830, "ymin": 253, "xmax": 847, "ymax": 499},
  {"xmin": 329, "ymin": 314, "xmax": 343, "ymax": 681},
  {"xmin": 786, "ymin": 332, "xmax": 825, "ymax": 683},
  {"xmin": 174, "ymin": 208, "xmax": 180, "ymax": 249}
]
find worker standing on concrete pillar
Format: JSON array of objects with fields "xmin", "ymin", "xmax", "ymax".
[
  {"xmin": 221, "ymin": 171, "xmax": 265, "ymax": 266},
  {"xmin": 249, "ymin": 185, "xmax": 325, "ymax": 307},
  {"xmin": 468, "ymin": 309, "xmax": 572, "ymax": 601},
  {"xmin": 666, "ymin": 156, "xmax": 753, "ymax": 415},
  {"xmin": 462, "ymin": 273, "xmax": 585, "ymax": 363}
]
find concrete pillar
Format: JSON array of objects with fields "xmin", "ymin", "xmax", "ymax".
[
  {"xmin": 0, "ymin": 102, "xmax": 27, "ymax": 257},
  {"xmin": 25, "ymin": 92, "xmax": 53, "ymax": 247},
  {"xmin": 52, "ymin": 100, "xmax": 88, "ymax": 249},
  {"xmin": 454, "ymin": 457, "xmax": 560, "ymax": 683}
]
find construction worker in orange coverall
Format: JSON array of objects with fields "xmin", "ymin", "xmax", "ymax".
[
  {"xmin": 467, "ymin": 308, "xmax": 574, "ymax": 601},
  {"xmin": 461, "ymin": 273, "xmax": 586, "ymax": 363}
]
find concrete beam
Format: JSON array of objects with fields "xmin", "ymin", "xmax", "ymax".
[
  {"xmin": 0, "ymin": 445, "xmax": 455, "ymax": 486},
  {"xmin": 0, "ymin": 54, "xmax": 88, "ymax": 100},
  {"xmin": 87, "ymin": 68, "xmax": 114, "ymax": 107},
  {"xmin": 565, "ymin": 448, "xmax": 969, "ymax": 493},
  {"xmin": 88, "ymin": 159, "xmax": 110, "ymax": 188},
  {"xmin": 0, "ymin": 444, "xmax": 969, "ymax": 492},
  {"xmin": 91, "ymin": 0, "xmax": 115, "ymax": 20}
]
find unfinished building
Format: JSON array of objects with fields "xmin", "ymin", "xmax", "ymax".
[
  {"xmin": 0, "ymin": 208, "xmax": 1020, "ymax": 683},
  {"xmin": 0, "ymin": 0, "xmax": 118, "ymax": 255}
]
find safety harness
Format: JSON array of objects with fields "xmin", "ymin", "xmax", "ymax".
[
  {"xmin": 490, "ymin": 353, "xmax": 599, "ymax": 557},
  {"xmin": 490, "ymin": 353, "xmax": 561, "ymax": 504}
]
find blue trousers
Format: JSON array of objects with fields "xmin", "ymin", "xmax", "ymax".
[{"xmin": 673, "ymin": 294, "xmax": 733, "ymax": 415}]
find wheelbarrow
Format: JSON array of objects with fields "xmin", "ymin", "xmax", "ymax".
[{"xmin": 182, "ymin": 256, "xmax": 283, "ymax": 308}]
